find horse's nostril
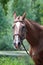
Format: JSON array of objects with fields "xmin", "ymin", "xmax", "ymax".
[{"xmin": 18, "ymin": 42, "xmax": 20, "ymax": 46}]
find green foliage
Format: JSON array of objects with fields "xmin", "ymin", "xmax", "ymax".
[
  {"xmin": 0, "ymin": 3, "xmax": 7, "ymax": 34},
  {"xmin": 0, "ymin": 3, "xmax": 7, "ymax": 50},
  {"xmin": 0, "ymin": 3, "xmax": 13, "ymax": 50},
  {"xmin": 0, "ymin": 56, "xmax": 34, "ymax": 65},
  {"xmin": 0, "ymin": 0, "xmax": 9, "ymax": 8}
]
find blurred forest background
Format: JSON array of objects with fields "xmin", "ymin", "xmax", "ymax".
[{"xmin": 0, "ymin": 0, "xmax": 43, "ymax": 65}]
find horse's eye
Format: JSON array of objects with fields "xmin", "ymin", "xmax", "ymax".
[{"xmin": 22, "ymin": 26, "xmax": 25, "ymax": 31}]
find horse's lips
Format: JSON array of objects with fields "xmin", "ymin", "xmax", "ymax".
[
  {"xmin": 15, "ymin": 43, "xmax": 21, "ymax": 49},
  {"xmin": 15, "ymin": 44, "xmax": 18, "ymax": 48}
]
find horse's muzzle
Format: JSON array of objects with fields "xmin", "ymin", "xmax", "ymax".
[
  {"xmin": 13, "ymin": 35, "xmax": 21, "ymax": 49},
  {"xmin": 14, "ymin": 41, "xmax": 21, "ymax": 49}
]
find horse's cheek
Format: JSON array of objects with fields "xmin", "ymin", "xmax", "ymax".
[{"xmin": 29, "ymin": 49, "xmax": 32, "ymax": 57}]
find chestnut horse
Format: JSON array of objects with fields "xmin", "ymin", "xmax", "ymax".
[{"xmin": 12, "ymin": 13, "xmax": 43, "ymax": 65}]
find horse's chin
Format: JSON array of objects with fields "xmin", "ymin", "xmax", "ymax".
[
  {"xmin": 15, "ymin": 45, "xmax": 18, "ymax": 49},
  {"xmin": 14, "ymin": 44, "xmax": 21, "ymax": 49}
]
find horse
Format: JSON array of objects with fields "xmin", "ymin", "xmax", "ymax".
[{"xmin": 12, "ymin": 12, "xmax": 43, "ymax": 65}]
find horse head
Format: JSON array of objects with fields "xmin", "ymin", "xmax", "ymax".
[{"xmin": 12, "ymin": 12, "xmax": 26, "ymax": 49}]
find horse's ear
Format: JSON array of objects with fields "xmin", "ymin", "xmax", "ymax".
[
  {"xmin": 22, "ymin": 12, "xmax": 26, "ymax": 20},
  {"xmin": 13, "ymin": 12, "xmax": 17, "ymax": 19}
]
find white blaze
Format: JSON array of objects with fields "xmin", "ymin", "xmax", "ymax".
[
  {"xmin": 16, "ymin": 22, "xmax": 20, "ymax": 28},
  {"xmin": 15, "ymin": 36, "xmax": 19, "ymax": 44}
]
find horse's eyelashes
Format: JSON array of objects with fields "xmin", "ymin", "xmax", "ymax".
[
  {"xmin": 22, "ymin": 26, "xmax": 25, "ymax": 28},
  {"xmin": 22, "ymin": 26, "xmax": 26, "ymax": 32}
]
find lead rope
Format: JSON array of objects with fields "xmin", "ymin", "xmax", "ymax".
[{"xmin": 22, "ymin": 42, "xmax": 30, "ymax": 56}]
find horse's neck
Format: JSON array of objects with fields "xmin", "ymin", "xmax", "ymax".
[{"xmin": 25, "ymin": 19, "xmax": 41, "ymax": 47}]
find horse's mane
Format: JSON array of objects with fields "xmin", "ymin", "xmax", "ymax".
[{"xmin": 25, "ymin": 18, "xmax": 43, "ymax": 30}]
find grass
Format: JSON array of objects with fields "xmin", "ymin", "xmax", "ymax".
[{"xmin": 0, "ymin": 56, "xmax": 34, "ymax": 65}]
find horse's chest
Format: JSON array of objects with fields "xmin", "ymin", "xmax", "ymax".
[
  {"xmin": 30, "ymin": 39, "xmax": 43, "ymax": 58},
  {"xmin": 29, "ymin": 47, "xmax": 38, "ymax": 59},
  {"xmin": 30, "ymin": 47, "xmax": 43, "ymax": 65},
  {"xmin": 33, "ymin": 51, "xmax": 43, "ymax": 65}
]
